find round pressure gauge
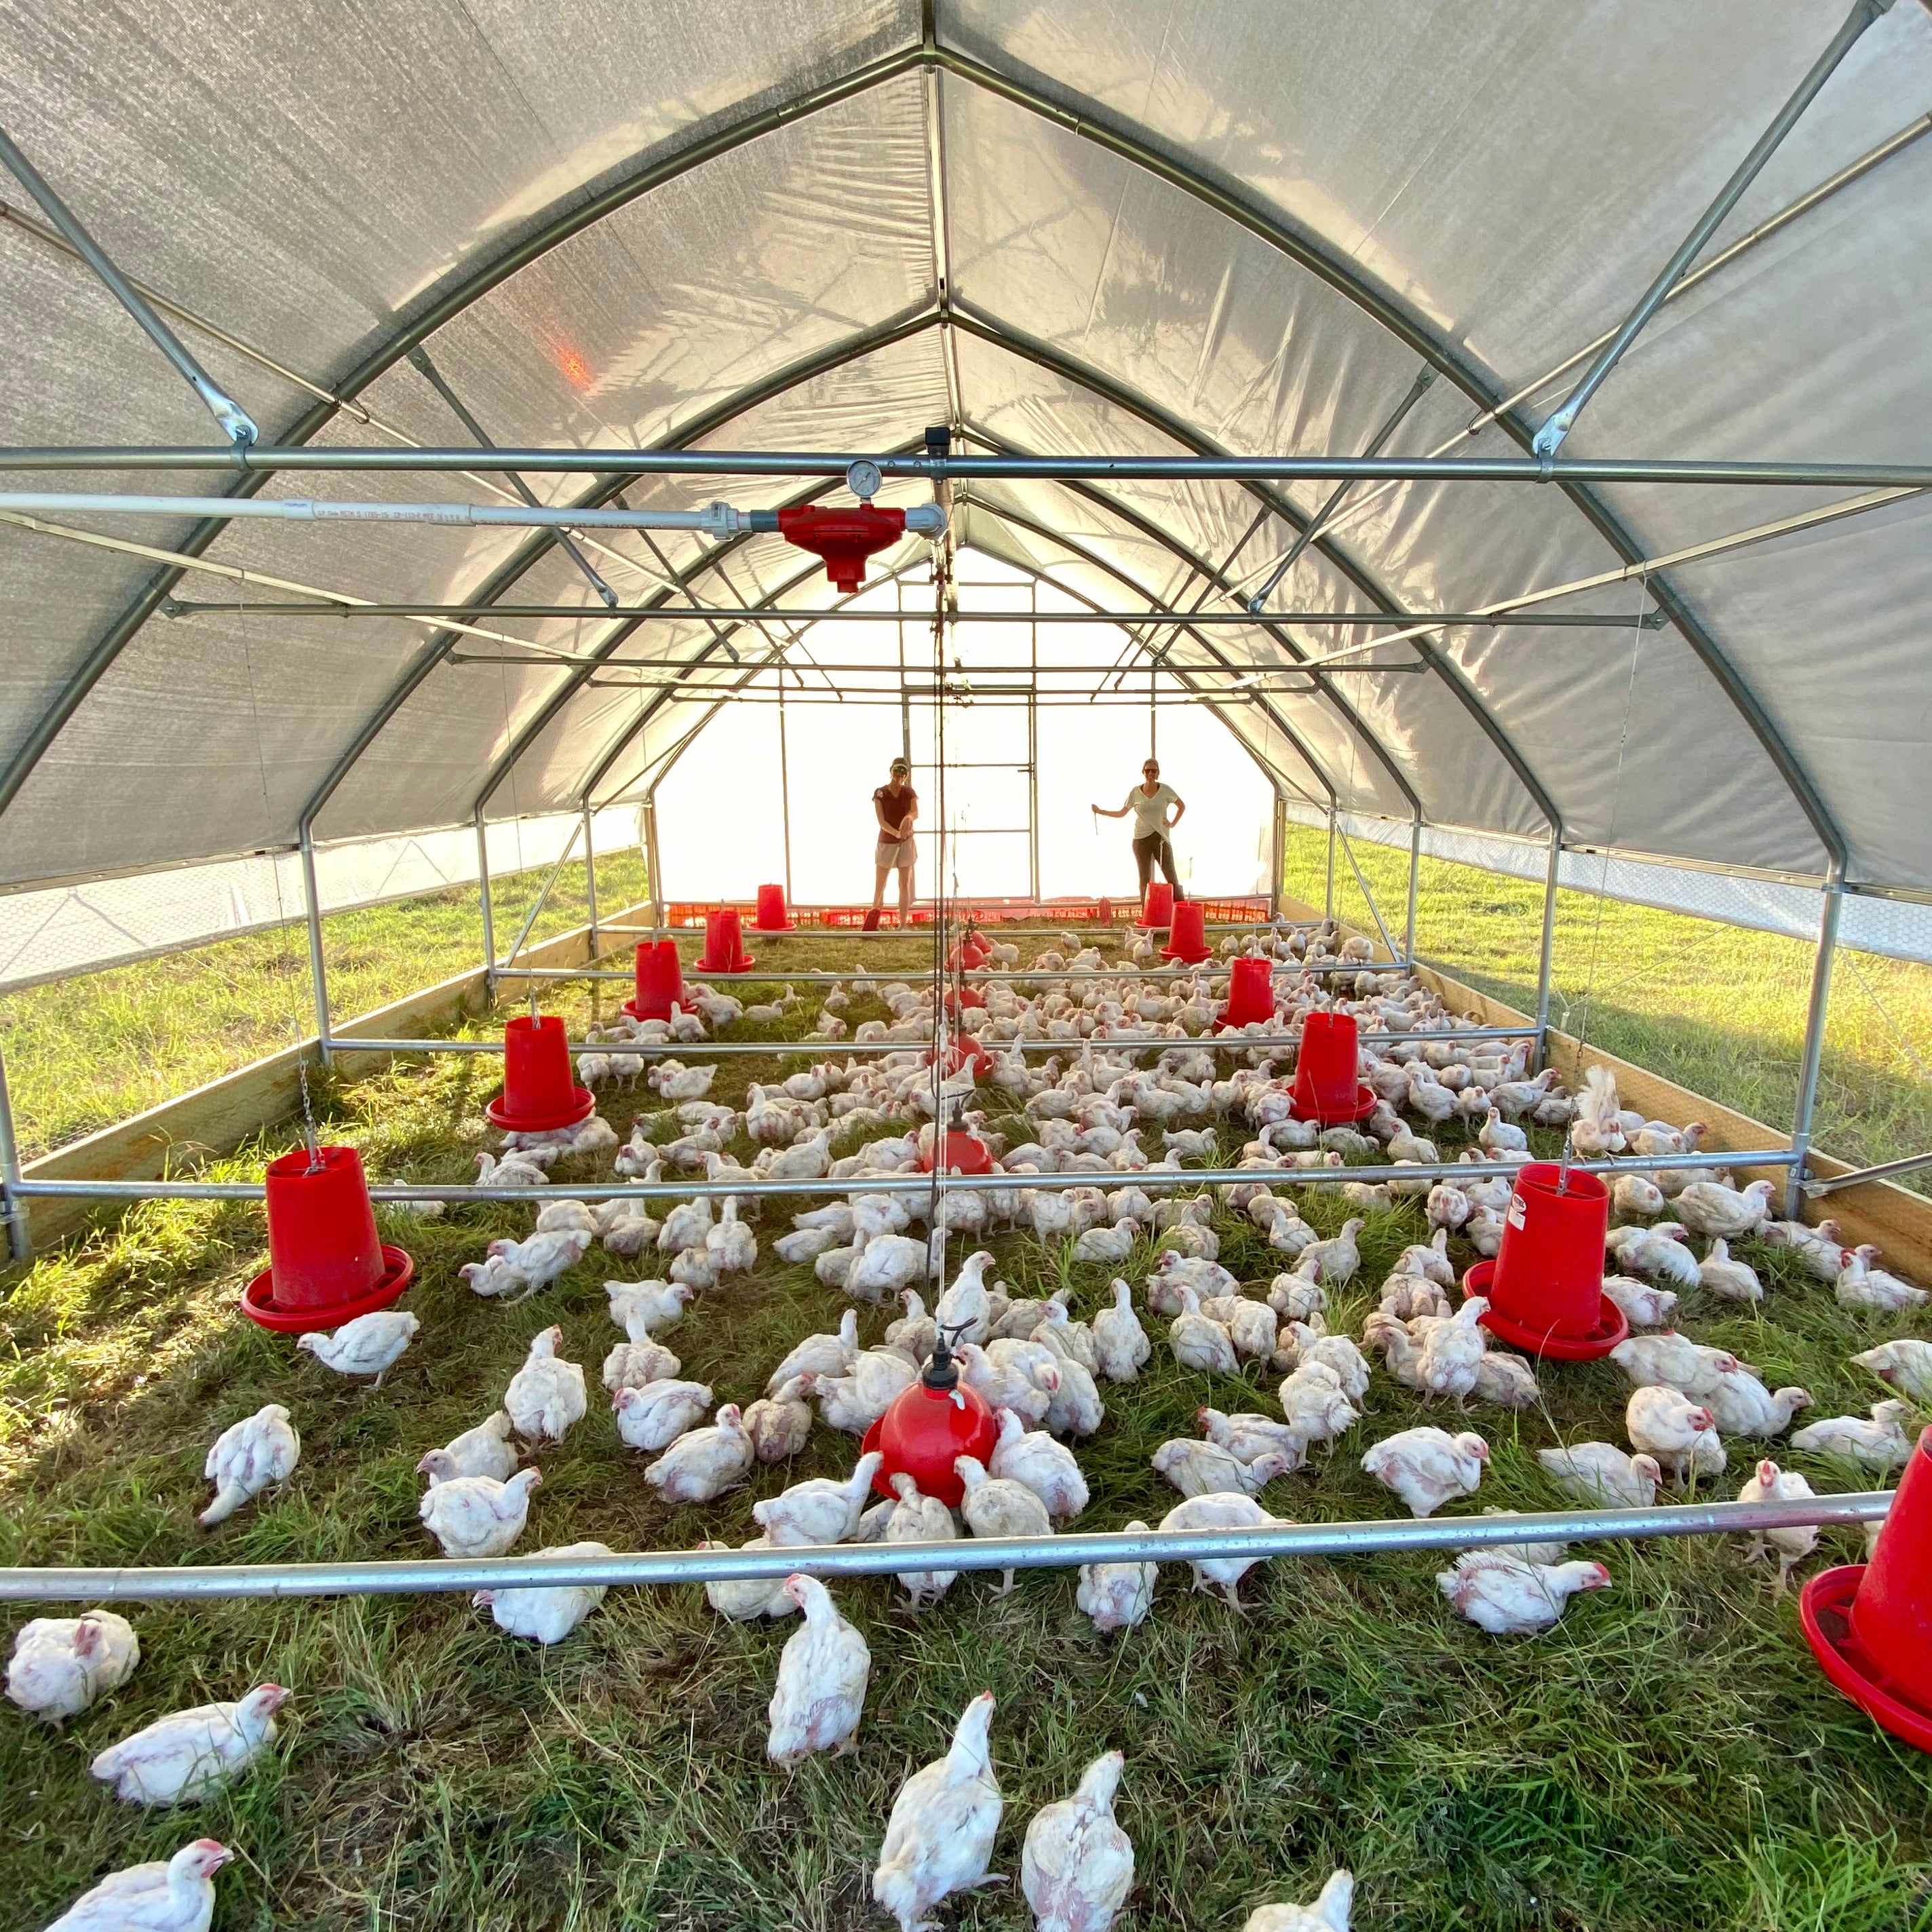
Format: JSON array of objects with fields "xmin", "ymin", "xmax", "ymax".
[{"xmin": 846, "ymin": 458, "xmax": 883, "ymax": 502}]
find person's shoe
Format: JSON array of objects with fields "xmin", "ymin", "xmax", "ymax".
[{"xmin": 863, "ymin": 906, "xmax": 881, "ymax": 932}]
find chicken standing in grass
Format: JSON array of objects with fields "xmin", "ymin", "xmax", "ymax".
[
  {"xmin": 955, "ymin": 1454, "xmax": 1052, "ymax": 1595},
  {"xmin": 644, "ymin": 1404, "xmax": 755, "ymax": 1503},
  {"xmin": 873, "ymin": 1692, "xmax": 1003, "ymax": 1932},
  {"xmin": 42, "ymin": 1838, "xmax": 233, "ymax": 1932},
  {"xmin": 1436, "ymin": 1549, "xmax": 1611, "ymax": 1634},
  {"xmin": 7, "ymin": 1612, "xmax": 139, "ymax": 1725},
  {"xmin": 90, "ymin": 1684, "xmax": 287, "ymax": 1804},
  {"xmin": 421, "ymin": 1465, "xmax": 541, "ymax": 1558},
  {"xmin": 989, "ymin": 1408, "xmax": 1089, "ymax": 1521},
  {"xmin": 1790, "ymin": 1399, "xmax": 1914, "ymax": 1472},
  {"xmin": 885, "ymin": 1472, "xmax": 959, "ymax": 1608},
  {"xmin": 1090, "ymin": 1279, "xmax": 1151, "ymax": 1383},
  {"xmin": 1168, "ymin": 1287, "xmax": 1239, "ymax": 1375},
  {"xmin": 753, "ymin": 1452, "xmax": 885, "ymax": 1547},
  {"xmin": 1240, "ymin": 1869, "xmax": 1354, "ymax": 1932},
  {"xmin": 1158, "ymin": 1492, "xmax": 1285, "ymax": 1608},
  {"xmin": 1626, "ymin": 1388, "xmax": 1724, "ymax": 1488},
  {"xmin": 1737, "ymin": 1460, "xmax": 1818, "ymax": 1592},
  {"xmin": 1416, "ymin": 1297, "xmax": 1490, "ymax": 1408},
  {"xmin": 767, "ymin": 1309, "xmax": 859, "ymax": 1391},
  {"xmin": 1537, "ymin": 1442, "xmax": 1663, "ymax": 1508},
  {"xmin": 766, "ymin": 1576, "xmax": 871, "ymax": 1768},
  {"xmin": 1697, "ymin": 1239, "xmax": 1764, "ymax": 1305},
  {"xmin": 198, "ymin": 1403, "xmax": 299, "ymax": 1526},
  {"xmin": 1361, "ymin": 1428, "xmax": 1488, "ymax": 1516},
  {"xmin": 504, "ymin": 1326, "xmax": 588, "ymax": 1442},
  {"xmin": 1022, "ymin": 1749, "xmax": 1136, "ymax": 1932},
  {"xmin": 1076, "ymin": 1525, "xmax": 1157, "ymax": 1634},
  {"xmin": 419, "ymin": 1411, "xmax": 519, "ymax": 1484},
  {"xmin": 706, "ymin": 1197, "xmax": 757, "ymax": 1277},
  {"xmin": 296, "ymin": 1309, "xmax": 419, "ymax": 1387},
  {"xmin": 474, "ymin": 1541, "xmax": 613, "ymax": 1642}
]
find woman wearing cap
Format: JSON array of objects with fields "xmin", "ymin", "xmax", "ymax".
[
  {"xmin": 1092, "ymin": 758, "xmax": 1186, "ymax": 901},
  {"xmin": 866, "ymin": 757, "xmax": 919, "ymax": 930}
]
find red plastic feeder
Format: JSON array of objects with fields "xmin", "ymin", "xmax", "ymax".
[
  {"xmin": 1289, "ymin": 1011, "xmax": 1376, "ymax": 1124},
  {"xmin": 1461, "ymin": 1162, "xmax": 1627, "ymax": 1359},
  {"xmin": 1138, "ymin": 882, "xmax": 1174, "ymax": 931},
  {"xmin": 862, "ymin": 1334, "xmax": 999, "ymax": 1506},
  {"xmin": 1801, "ymin": 1427, "xmax": 1932, "ymax": 1753},
  {"xmin": 623, "ymin": 940, "xmax": 684, "ymax": 1022},
  {"xmin": 919, "ymin": 1129, "xmax": 994, "ymax": 1175},
  {"xmin": 486, "ymin": 1013, "xmax": 595, "ymax": 1133},
  {"xmin": 1218, "ymin": 955, "xmax": 1277, "ymax": 1030},
  {"xmin": 753, "ymin": 883, "xmax": 795, "ymax": 933},
  {"xmin": 777, "ymin": 503, "xmax": 908, "ymax": 593},
  {"xmin": 242, "ymin": 1145, "xmax": 412, "ymax": 1334},
  {"xmin": 1161, "ymin": 899, "xmax": 1213, "ymax": 963},
  {"xmin": 695, "ymin": 907, "xmax": 754, "ymax": 975}
]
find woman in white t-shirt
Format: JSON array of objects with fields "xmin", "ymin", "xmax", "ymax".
[{"xmin": 1091, "ymin": 757, "xmax": 1186, "ymax": 900}]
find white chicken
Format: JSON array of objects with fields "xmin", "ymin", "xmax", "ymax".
[
  {"xmin": 705, "ymin": 1197, "xmax": 757, "ymax": 1276},
  {"xmin": 199, "ymin": 1404, "xmax": 300, "ymax": 1526},
  {"xmin": 1416, "ymin": 1296, "xmax": 1490, "ymax": 1408},
  {"xmin": 296, "ymin": 1309, "xmax": 419, "ymax": 1387},
  {"xmin": 1836, "ymin": 1245, "xmax": 1930, "ymax": 1313},
  {"xmin": 1435, "ymin": 1550, "xmax": 1611, "ymax": 1635},
  {"xmin": 1361, "ymin": 1428, "xmax": 1488, "ymax": 1517},
  {"xmin": 474, "ymin": 1541, "xmax": 613, "ymax": 1643},
  {"xmin": 935, "ymin": 1249, "xmax": 998, "ymax": 1345},
  {"xmin": 1075, "ymin": 1526, "xmax": 1158, "ymax": 1634},
  {"xmin": 990, "ymin": 1408, "xmax": 1089, "ymax": 1521},
  {"xmin": 90, "ymin": 1684, "xmax": 287, "ymax": 1804},
  {"xmin": 1090, "ymin": 1278, "xmax": 1152, "ymax": 1383},
  {"xmin": 769, "ymin": 1309, "xmax": 861, "ymax": 1391},
  {"xmin": 1625, "ymin": 1387, "xmax": 1724, "ymax": 1487},
  {"xmin": 1604, "ymin": 1222, "xmax": 1701, "ymax": 1288},
  {"xmin": 1153, "ymin": 1439, "xmax": 1292, "ymax": 1500},
  {"xmin": 1610, "ymin": 1332, "xmax": 1740, "ymax": 1397},
  {"xmin": 419, "ymin": 1411, "xmax": 519, "ymax": 1485},
  {"xmin": 1239, "ymin": 1869, "xmax": 1355, "ymax": 1932},
  {"xmin": 644, "ymin": 1404, "xmax": 755, "ymax": 1502},
  {"xmin": 1169, "ymin": 1287, "xmax": 1239, "ymax": 1376},
  {"xmin": 885, "ymin": 1471, "xmax": 960, "ymax": 1608},
  {"xmin": 6, "ymin": 1612, "xmax": 140, "ymax": 1725},
  {"xmin": 504, "ymin": 1326, "xmax": 588, "ymax": 1442},
  {"xmin": 602, "ymin": 1334, "xmax": 680, "ymax": 1393},
  {"xmin": 1600, "ymin": 1273, "xmax": 1678, "ymax": 1329},
  {"xmin": 606, "ymin": 1278, "xmax": 693, "ymax": 1336},
  {"xmin": 753, "ymin": 1452, "xmax": 885, "ymax": 1547},
  {"xmin": 1737, "ymin": 1459, "xmax": 1818, "ymax": 1591},
  {"xmin": 1537, "ymin": 1441, "xmax": 1663, "ymax": 1508},
  {"xmin": 811, "ymin": 1350, "xmax": 919, "ymax": 1434},
  {"xmin": 766, "ymin": 1574, "xmax": 871, "ymax": 1767},
  {"xmin": 1158, "ymin": 1492, "xmax": 1283, "ymax": 1607},
  {"xmin": 649, "ymin": 1058, "xmax": 718, "ymax": 1103},
  {"xmin": 421, "ymin": 1465, "xmax": 541, "ymax": 1557},
  {"xmin": 1700, "ymin": 1371, "xmax": 1811, "ymax": 1438},
  {"xmin": 1298, "ymin": 1218, "xmax": 1366, "ymax": 1285},
  {"xmin": 1790, "ymin": 1399, "xmax": 1914, "ymax": 1472},
  {"xmin": 743, "ymin": 1376, "xmax": 814, "ymax": 1462},
  {"xmin": 1697, "ymin": 1238, "xmax": 1764, "ymax": 1305},
  {"xmin": 955, "ymin": 1454, "xmax": 1053, "ymax": 1594},
  {"xmin": 1022, "ymin": 1750, "xmax": 1136, "ymax": 1932},
  {"xmin": 1073, "ymin": 1218, "xmax": 1140, "ymax": 1265},
  {"xmin": 847, "ymin": 1231, "xmax": 933, "ymax": 1302},
  {"xmin": 1852, "ymin": 1338, "xmax": 1932, "ymax": 1402},
  {"xmin": 613, "ymin": 1379, "xmax": 715, "ymax": 1452},
  {"xmin": 698, "ymin": 1537, "xmax": 798, "ymax": 1622},
  {"xmin": 657, "ymin": 1194, "xmax": 714, "ymax": 1256},
  {"xmin": 41, "ymin": 1838, "xmax": 233, "ymax": 1932},
  {"xmin": 459, "ymin": 1227, "xmax": 592, "ymax": 1302},
  {"xmin": 872, "ymin": 1692, "xmax": 1003, "ymax": 1932},
  {"xmin": 1672, "ymin": 1178, "xmax": 1775, "ymax": 1240},
  {"xmin": 1200, "ymin": 1406, "xmax": 1308, "ymax": 1471},
  {"xmin": 955, "ymin": 1342, "xmax": 1059, "ymax": 1428}
]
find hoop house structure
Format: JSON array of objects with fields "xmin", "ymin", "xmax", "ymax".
[{"xmin": 1, "ymin": 5, "xmax": 1931, "ymax": 1929}]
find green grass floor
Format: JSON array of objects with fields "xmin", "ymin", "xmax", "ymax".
[{"xmin": 4, "ymin": 938, "xmax": 1932, "ymax": 1930}]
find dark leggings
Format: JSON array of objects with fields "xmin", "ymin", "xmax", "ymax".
[{"xmin": 1132, "ymin": 832, "xmax": 1184, "ymax": 898}]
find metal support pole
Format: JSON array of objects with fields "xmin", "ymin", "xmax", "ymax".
[
  {"xmin": 1405, "ymin": 814, "xmax": 1422, "ymax": 969},
  {"xmin": 1534, "ymin": 826, "xmax": 1562, "ymax": 1070},
  {"xmin": 1324, "ymin": 807, "xmax": 1337, "ymax": 921},
  {"xmin": 1788, "ymin": 868, "xmax": 1845, "ymax": 1216},
  {"xmin": 1334, "ymin": 820, "xmax": 1399, "ymax": 965},
  {"xmin": 778, "ymin": 672, "xmax": 794, "ymax": 904},
  {"xmin": 298, "ymin": 826, "xmax": 333, "ymax": 1071},
  {"xmin": 1269, "ymin": 792, "xmax": 1286, "ymax": 921},
  {"xmin": 1531, "ymin": 0, "xmax": 1893, "ymax": 461},
  {"xmin": 0, "ymin": 123, "xmax": 258, "ymax": 447},
  {"xmin": 643, "ymin": 793, "xmax": 665, "ymax": 931},
  {"xmin": 476, "ymin": 811, "xmax": 497, "ymax": 1002},
  {"xmin": 502, "ymin": 817, "xmax": 583, "ymax": 971},
  {"xmin": 582, "ymin": 802, "xmax": 600, "ymax": 957},
  {"xmin": 0, "ymin": 1035, "xmax": 30, "ymax": 1264}
]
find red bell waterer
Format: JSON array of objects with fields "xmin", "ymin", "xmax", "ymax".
[
  {"xmin": 624, "ymin": 940, "xmax": 684, "ymax": 1022},
  {"xmin": 919, "ymin": 1129, "xmax": 994, "ymax": 1175},
  {"xmin": 863, "ymin": 1325, "xmax": 999, "ymax": 1506},
  {"xmin": 1801, "ymin": 1426, "xmax": 1932, "ymax": 1754},
  {"xmin": 1289, "ymin": 1010, "xmax": 1375, "ymax": 1124},
  {"xmin": 1218, "ymin": 956, "xmax": 1277, "ymax": 1030},
  {"xmin": 777, "ymin": 503, "xmax": 910, "ymax": 594},
  {"xmin": 242, "ymin": 1144, "xmax": 413, "ymax": 1334},
  {"xmin": 1461, "ymin": 1162, "xmax": 1628, "ymax": 1360},
  {"xmin": 486, "ymin": 1014, "xmax": 595, "ymax": 1133},
  {"xmin": 1161, "ymin": 899, "xmax": 1213, "ymax": 964},
  {"xmin": 753, "ymin": 883, "xmax": 796, "ymax": 933},
  {"xmin": 695, "ymin": 907, "xmax": 754, "ymax": 974},
  {"xmin": 1138, "ymin": 881, "xmax": 1174, "ymax": 931}
]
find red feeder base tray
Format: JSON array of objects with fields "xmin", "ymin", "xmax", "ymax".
[
  {"xmin": 1800, "ymin": 1565, "xmax": 1932, "ymax": 1754},
  {"xmin": 751, "ymin": 918, "xmax": 795, "ymax": 933},
  {"xmin": 1288, "ymin": 1081, "xmax": 1378, "ymax": 1126},
  {"xmin": 484, "ymin": 1087, "xmax": 596, "ymax": 1134},
  {"xmin": 621, "ymin": 997, "xmax": 665, "ymax": 1021},
  {"xmin": 694, "ymin": 954, "xmax": 756, "ymax": 975},
  {"xmin": 1461, "ymin": 1259, "xmax": 1630, "ymax": 1361},
  {"xmin": 241, "ymin": 1245, "xmax": 414, "ymax": 1335}
]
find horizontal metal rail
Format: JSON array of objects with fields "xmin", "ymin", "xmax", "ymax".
[
  {"xmin": 10, "ymin": 1146, "xmax": 1800, "ymax": 1208},
  {"xmin": 491, "ymin": 960, "xmax": 1401, "ymax": 983},
  {"xmin": 5, "ymin": 447, "xmax": 1930, "ymax": 488},
  {"xmin": 0, "ymin": 1490, "xmax": 1888, "ymax": 1602},
  {"xmin": 1803, "ymin": 1148, "xmax": 1932, "ymax": 1196}
]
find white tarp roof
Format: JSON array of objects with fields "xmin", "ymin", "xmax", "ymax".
[{"xmin": 0, "ymin": 0, "xmax": 1927, "ymax": 902}]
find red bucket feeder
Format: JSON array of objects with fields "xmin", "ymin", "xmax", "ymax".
[
  {"xmin": 1218, "ymin": 956, "xmax": 1277, "ymax": 1030},
  {"xmin": 242, "ymin": 1145, "xmax": 412, "ymax": 1334},
  {"xmin": 695, "ymin": 908, "xmax": 754, "ymax": 974},
  {"xmin": 862, "ymin": 1332, "xmax": 999, "ymax": 1506},
  {"xmin": 1138, "ymin": 882, "xmax": 1174, "ymax": 931},
  {"xmin": 1290, "ymin": 1011, "xmax": 1375, "ymax": 1124},
  {"xmin": 1801, "ymin": 1427, "xmax": 1932, "ymax": 1753},
  {"xmin": 624, "ymin": 940, "xmax": 684, "ymax": 1022},
  {"xmin": 1161, "ymin": 899, "xmax": 1212, "ymax": 963},
  {"xmin": 753, "ymin": 883, "xmax": 795, "ymax": 933},
  {"xmin": 1461, "ymin": 1162, "xmax": 1627, "ymax": 1360},
  {"xmin": 486, "ymin": 1014, "xmax": 595, "ymax": 1133},
  {"xmin": 919, "ymin": 1129, "xmax": 993, "ymax": 1176}
]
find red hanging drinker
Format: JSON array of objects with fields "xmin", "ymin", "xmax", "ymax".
[{"xmin": 863, "ymin": 1324, "xmax": 999, "ymax": 1506}]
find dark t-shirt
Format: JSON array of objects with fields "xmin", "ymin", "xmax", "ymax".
[{"xmin": 874, "ymin": 784, "xmax": 916, "ymax": 836}]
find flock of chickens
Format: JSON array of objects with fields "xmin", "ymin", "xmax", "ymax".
[{"xmin": 11, "ymin": 916, "xmax": 1927, "ymax": 1932}]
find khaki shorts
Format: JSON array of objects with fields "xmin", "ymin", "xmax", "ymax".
[{"xmin": 875, "ymin": 836, "xmax": 916, "ymax": 870}]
